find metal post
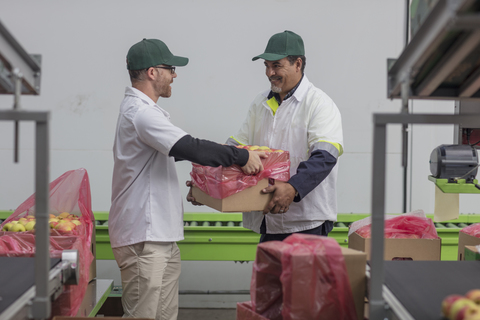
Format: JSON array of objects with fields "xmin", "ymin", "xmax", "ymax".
[
  {"xmin": 31, "ymin": 116, "xmax": 50, "ymax": 320},
  {"xmin": 404, "ymin": 0, "xmax": 410, "ymax": 48},
  {"xmin": 12, "ymin": 68, "xmax": 21, "ymax": 163},
  {"xmin": 369, "ymin": 116, "xmax": 387, "ymax": 320}
]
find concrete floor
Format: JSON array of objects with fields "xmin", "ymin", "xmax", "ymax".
[
  {"xmin": 178, "ymin": 308, "xmax": 236, "ymax": 320},
  {"xmin": 97, "ymin": 296, "xmax": 238, "ymax": 319}
]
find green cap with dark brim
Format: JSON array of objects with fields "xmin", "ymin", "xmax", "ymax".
[
  {"xmin": 127, "ymin": 38, "xmax": 189, "ymax": 70},
  {"xmin": 252, "ymin": 30, "xmax": 305, "ymax": 61}
]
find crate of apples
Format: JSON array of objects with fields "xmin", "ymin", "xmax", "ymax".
[
  {"xmin": 1, "ymin": 212, "xmax": 82, "ymax": 233},
  {"xmin": 442, "ymin": 289, "xmax": 480, "ymax": 320}
]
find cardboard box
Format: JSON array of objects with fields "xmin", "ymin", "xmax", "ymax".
[
  {"xmin": 192, "ymin": 178, "xmax": 272, "ymax": 212},
  {"xmin": 251, "ymin": 238, "xmax": 366, "ymax": 320},
  {"xmin": 348, "ymin": 232, "xmax": 441, "ymax": 260},
  {"xmin": 89, "ymin": 226, "xmax": 96, "ymax": 282},
  {"xmin": 464, "ymin": 245, "xmax": 480, "ymax": 261},
  {"xmin": 340, "ymin": 247, "xmax": 367, "ymax": 320},
  {"xmin": 458, "ymin": 231, "xmax": 480, "ymax": 260}
]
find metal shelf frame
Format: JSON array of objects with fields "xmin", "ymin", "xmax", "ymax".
[
  {"xmin": 388, "ymin": 0, "xmax": 480, "ymax": 100},
  {"xmin": 369, "ymin": 113, "xmax": 480, "ymax": 320},
  {"xmin": 0, "ymin": 20, "xmax": 41, "ymax": 95},
  {"xmin": 376, "ymin": 1, "xmax": 480, "ymax": 318},
  {"xmin": 0, "ymin": 110, "xmax": 50, "ymax": 320}
]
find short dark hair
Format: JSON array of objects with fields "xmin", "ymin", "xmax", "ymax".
[
  {"xmin": 128, "ymin": 69, "xmax": 148, "ymax": 83},
  {"xmin": 287, "ymin": 55, "xmax": 306, "ymax": 73}
]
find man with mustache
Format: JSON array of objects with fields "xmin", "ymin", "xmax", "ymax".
[
  {"xmin": 226, "ymin": 31, "xmax": 344, "ymax": 242},
  {"xmin": 109, "ymin": 38, "xmax": 266, "ymax": 320}
]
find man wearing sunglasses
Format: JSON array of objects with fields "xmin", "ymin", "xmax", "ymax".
[{"xmin": 109, "ymin": 38, "xmax": 266, "ymax": 320}]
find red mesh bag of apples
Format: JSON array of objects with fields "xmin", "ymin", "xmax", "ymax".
[
  {"xmin": 0, "ymin": 168, "xmax": 94, "ymax": 317},
  {"xmin": 190, "ymin": 145, "xmax": 290, "ymax": 199},
  {"xmin": 355, "ymin": 214, "xmax": 439, "ymax": 239},
  {"xmin": 250, "ymin": 234, "xmax": 357, "ymax": 320},
  {"xmin": 460, "ymin": 223, "xmax": 480, "ymax": 238}
]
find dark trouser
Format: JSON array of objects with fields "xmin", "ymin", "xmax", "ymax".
[{"xmin": 259, "ymin": 219, "xmax": 334, "ymax": 243}]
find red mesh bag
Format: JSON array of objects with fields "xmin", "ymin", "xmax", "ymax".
[
  {"xmin": 250, "ymin": 234, "xmax": 357, "ymax": 320},
  {"xmin": 355, "ymin": 214, "xmax": 439, "ymax": 239},
  {"xmin": 190, "ymin": 147, "xmax": 290, "ymax": 199},
  {"xmin": 0, "ymin": 168, "xmax": 94, "ymax": 317},
  {"xmin": 460, "ymin": 223, "xmax": 480, "ymax": 238}
]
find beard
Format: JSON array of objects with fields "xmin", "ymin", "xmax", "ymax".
[
  {"xmin": 269, "ymin": 76, "xmax": 282, "ymax": 93},
  {"xmin": 271, "ymin": 85, "xmax": 282, "ymax": 93},
  {"xmin": 155, "ymin": 80, "xmax": 172, "ymax": 98}
]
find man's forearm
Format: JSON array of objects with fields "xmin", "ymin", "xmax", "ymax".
[
  {"xmin": 287, "ymin": 149, "xmax": 337, "ymax": 202},
  {"xmin": 169, "ymin": 135, "xmax": 248, "ymax": 167}
]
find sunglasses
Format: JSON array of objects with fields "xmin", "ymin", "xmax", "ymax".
[{"xmin": 153, "ymin": 66, "xmax": 176, "ymax": 75}]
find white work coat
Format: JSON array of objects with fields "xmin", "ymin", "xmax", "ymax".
[{"xmin": 229, "ymin": 76, "xmax": 343, "ymax": 234}]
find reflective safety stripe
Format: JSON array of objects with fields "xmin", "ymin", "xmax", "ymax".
[
  {"xmin": 228, "ymin": 136, "xmax": 245, "ymax": 145},
  {"xmin": 311, "ymin": 140, "xmax": 343, "ymax": 158},
  {"xmin": 266, "ymin": 97, "xmax": 279, "ymax": 115}
]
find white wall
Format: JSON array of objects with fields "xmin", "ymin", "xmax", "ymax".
[
  {"xmin": 3, "ymin": 0, "xmax": 479, "ymax": 309},
  {"xmin": 0, "ymin": 0, "xmax": 449, "ymax": 215}
]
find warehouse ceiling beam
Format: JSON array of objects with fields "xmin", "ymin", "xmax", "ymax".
[
  {"xmin": 415, "ymin": 30, "xmax": 480, "ymax": 96},
  {"xmin": 387, "ymin": 0, "xmax": 480, "ymax": 100},
  {"xmin": 0, "ymin": 19, "xmax": 41, "ymax": 95},
  {"xmin": 459, "ymin": 66, "xmax": 480, "ymax": 97}
]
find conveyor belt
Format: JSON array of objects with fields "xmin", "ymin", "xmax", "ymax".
[
  {"xmin": 0, "ymin": 257, "xmax": 61, "ymax": 314},
  {"xmin": 383, "ymin": 261, "xmax": 480, "ymax": 319}
]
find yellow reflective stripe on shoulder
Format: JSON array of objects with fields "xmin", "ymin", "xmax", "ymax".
[
  {"xmin": 318, "ymin": 140, "xmax": 344, "ymax": 156},
  {"xmin": 229, "ymin": 136, "xmax": 245, "ymax": 145},
  {"xmin": 266, "ymin": 97, "xmax": 279, "ymax": 115}
]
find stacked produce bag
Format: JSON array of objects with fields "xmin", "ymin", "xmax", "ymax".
[
  {"xmin": 238, "ymin": 234, "xmax": 357, "ymax": 320},
  {"xmin": 0, "ymin": 168, "xmax": 94, "ymax": 317},
  {"xmin": 348, "ymin": 210, "xmax": 440, "ymax": 240}
]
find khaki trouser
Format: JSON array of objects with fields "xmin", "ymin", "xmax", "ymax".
[{"xmin": 112, "ymin": 242, "xmax": 181, "ymax": 320}]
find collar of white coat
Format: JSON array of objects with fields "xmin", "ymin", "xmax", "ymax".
[
  {"xmin": 124, "ymin": 86, "xmax": 171, "ymax": 119},
  {"xmin": 261, "ymin": 74, "xmax": 310, "ymax": 102}
]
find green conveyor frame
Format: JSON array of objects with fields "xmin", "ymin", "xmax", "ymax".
[
  {"xmin": 428, "ymin": 175, "xmax": 480, "ymax": 194},
  {"xmin": 1, "ymin": 211, "xmax": 480, "ymax": 261}
]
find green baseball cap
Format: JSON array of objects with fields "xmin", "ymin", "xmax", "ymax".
[
  {"xmin": 252, "ymin": 30, "xmax": 305, "ymax": 61},
  {"xmin": 126, "ymin": 38, "xmax": 189, "ymax": 70}
]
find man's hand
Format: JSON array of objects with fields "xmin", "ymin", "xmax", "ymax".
[
  {"xmin": 262, "ymin": 181, "xmax": 296, "ymax": 214},
  {"xmin": 241, "ymin": 151, "xmax": 267, "ymax": 175},
  {"xmin": 186, "ymin": 180, "xmax": 203, "ymax": 206}
]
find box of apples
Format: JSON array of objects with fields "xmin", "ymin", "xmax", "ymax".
[
  {"xmin": 190, "ymin": 145, "xmax": 290, "ymax": 212},
  {"xmin": 348, "ymin": 213, "xmax": 442, "ymax": 261}
]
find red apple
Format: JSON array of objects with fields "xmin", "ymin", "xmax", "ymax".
[
  {"xmin": 55, "ymin": 220, "xmax": 76, "ymax": 232},
  {"xmin": 451, "ymin": 298, "xmax": 477, "ymax": 320},
  {"xmin": 465, "ymin": 312, "xmax": 480, "ymax": 320},
  {"xmin": 455, "ymin": 305, "xmax": 480, "ymax": 320},
  {"xmin": 466, "ymin": 290, "xmax": 480, "ymax": 305},
  {"xmin": 443, "ymin": 295, "xmax": 467, "ymax": 318}
]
